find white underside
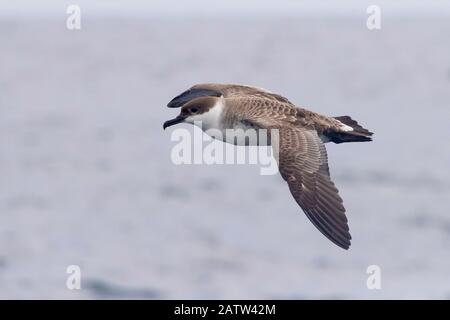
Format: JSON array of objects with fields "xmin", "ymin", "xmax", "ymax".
[
  {"xmin": 186, "ymin": 97, "xmax": 268, "ymax": 146},
  {"xmin": 220, "ymin": 122, "xmax": 268, "ymax": 146}
]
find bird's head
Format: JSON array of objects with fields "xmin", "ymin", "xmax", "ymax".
[{"xmin": 163, "ymin": 96, "xmax": 223, "ymax": 130}]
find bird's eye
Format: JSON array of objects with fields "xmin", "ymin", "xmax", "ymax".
[{"xmin": 190, "ymin": 108, "xmax": 198, "ymax": 113}]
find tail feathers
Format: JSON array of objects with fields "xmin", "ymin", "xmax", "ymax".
[
  {"xmin": 334, "ymin": 116, "xmax": 373, "ymax": 136},
  {"xmin": 329, "ymin": 116, "xmax": 373, "ymax": 144}
]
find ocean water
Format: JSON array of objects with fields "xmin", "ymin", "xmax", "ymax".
[{"xmin": 0, "ymin": 17, "xmax": 450, "ymax": 299}]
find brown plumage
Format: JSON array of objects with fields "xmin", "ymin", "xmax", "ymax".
[{"xmin": 164, "ymin": 83, "xmax": 373, "ymax": 249}]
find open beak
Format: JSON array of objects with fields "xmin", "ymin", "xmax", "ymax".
[{"xmin": 163, "ymin": 116, "xmax": 185, "ymax": 130}]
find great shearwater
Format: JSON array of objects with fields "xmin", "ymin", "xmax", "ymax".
[{"xmin": 163, "ymin": 83, "xmax": 373, "ymax": 249}]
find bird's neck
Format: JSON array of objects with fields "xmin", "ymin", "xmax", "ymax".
[{"xmin": 192, "ymin": 97, "xmax": 225, "ymax": 131}]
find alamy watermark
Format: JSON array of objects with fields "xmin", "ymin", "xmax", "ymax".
[
  {"xmin": 366, "ymin": 5, "xmax": 381, "ymax": 30},
  {"xmin": 66, "ymin": 265, "xmax": 81, "ymax": 290},
  {"xmin": 169, "ymin": 121, "xmax": 280, "ymax": 175},
  {"xmin": 66, "ymin": 5, "xmax": 81, "ymax": 30},
  {"xmin": 366, "ymin": 264, "xmax": 382, "ymax": 290}
]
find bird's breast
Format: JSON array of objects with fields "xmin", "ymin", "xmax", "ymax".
[{"xmin": 204, "ymin": 121, "xmax": 270, "ymax": 146}]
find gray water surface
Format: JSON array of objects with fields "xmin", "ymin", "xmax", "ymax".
[{"xmin": 0, "ymin": 17, "xmax": 449, "ymax": 299}]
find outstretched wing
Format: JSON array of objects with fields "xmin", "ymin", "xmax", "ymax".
[
  {"xmin": 276, "ymin": 127, "xmax": 351, "ymax": 249},
  {"xmin": 211, "ymin": 84, "xmax": 294, "ymax": 105},
  {"xmin": 168, "ymin": 83, "xmax": 295, "ymax": 108}
]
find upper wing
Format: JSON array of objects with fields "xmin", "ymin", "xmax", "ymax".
[
  {"xmin": 212, "ymin": 84, "xmax": 295, "ymax": 105},
  {"xmin": 276, "ymin": 127, "xmax": 351, "ymax": 249},
  {"xmin": 168, "ymin": 83, "xmax": 295, "ymax": 108}
]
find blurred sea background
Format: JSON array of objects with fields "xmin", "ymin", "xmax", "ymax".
[{"xmin": 1, "ymin": 0, "xmax": 450, "ymax": 299}]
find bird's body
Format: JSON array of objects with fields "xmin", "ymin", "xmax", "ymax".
[{"xmin": 164, "ymin": 83, "xmax": 373, "ymax": 249}]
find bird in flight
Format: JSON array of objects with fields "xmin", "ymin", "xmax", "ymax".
[{"xmin": 163, "ymin": 83, "xmax": 373, "ymax": 249}]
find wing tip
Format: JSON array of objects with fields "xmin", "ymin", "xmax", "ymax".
[
  {"xmin": 328, "ymin": 232, "xmax": 351, "ymax": 250},
  {"xmin": 337, "ymin": 240, "xmax": 351, "ymax": 250}
]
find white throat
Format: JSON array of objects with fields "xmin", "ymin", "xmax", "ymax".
[{"xmin": 187, "ymin": 97, "xmax": 224, "ymax": 131}]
